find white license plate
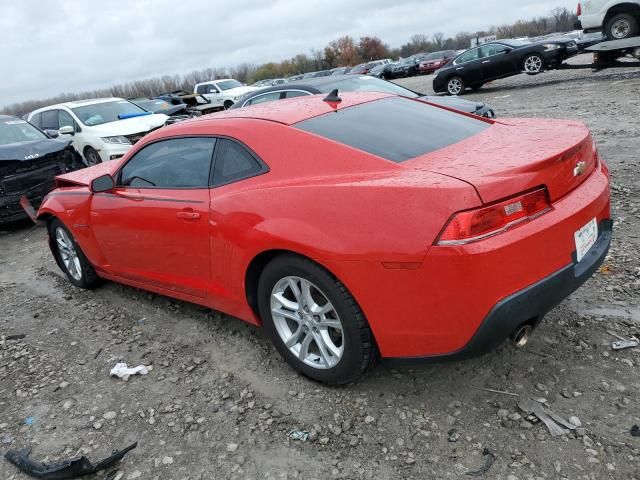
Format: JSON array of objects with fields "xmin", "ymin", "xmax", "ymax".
[{"xmin": 574, "ymin": 218, "xmax": 598, "ymax": 263}]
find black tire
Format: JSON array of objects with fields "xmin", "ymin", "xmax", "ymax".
[
  {"xmin": 223, "ymin": 100, "xmax": 234, "ymax": 110},
  {"xmin": 257, "ymin": 254, "xmax": 378, "ymax": 385},
  {"xmin": 522, "ymin": 54, "xmax": 544, "ymax": 75},
  {"xmin": 446, "ymin": 76, "xmax": 465, "ymax": 95},
  {"xmin": 605, "ymin": 13, "xmax": 639, "ymax": 40},
  {"xmin": 84, "ymin": 147, "xmax": 102, "ymax": 166},
  {"xmin": 49, "ymin": 218, "xmax": 101, "ymax": 289}
]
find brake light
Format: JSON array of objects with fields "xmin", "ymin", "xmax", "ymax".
[
  {"xmin": 436, "ymin": 188, "xmax": 552, "ymax": 245},
  {"xmin": 577, "ymin": 3, "xmax": 581, "ymax": 16}
]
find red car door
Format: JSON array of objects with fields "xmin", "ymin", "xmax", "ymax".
[{"xmin": 90, "ymin": 137, "xmax": 216, "ymax": 298}]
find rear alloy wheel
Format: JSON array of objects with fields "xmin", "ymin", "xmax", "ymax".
[
  {"xmin": 523, "ymin": 54, "xmax": 544, "ymax": 75},
  {"xmin": 606, "ymin": 13, "xmax": 639, "ymax": 40},
  {"xmin": 258, "ymin": 254, "xmax": 377, "ymax": 384},
  {"xmin": 49, "ymin": 218, "xmax": 100, "ymax": 289},
  {"xmin": 446, "ymin": 76, "xmax": 465, "ymax": 95},
  {"xmin": 84, "ymin": 147, "xmax": 102, "ymax": 166}
]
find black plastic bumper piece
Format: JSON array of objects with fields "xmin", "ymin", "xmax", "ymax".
[{"xmin": 388, "ymin": 219, "xmax": 613, "ymax": 365}]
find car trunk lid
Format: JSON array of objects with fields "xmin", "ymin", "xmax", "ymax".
[{"xmin": 404, "ymin": 118, "xmax": 597, "ymax": 204}]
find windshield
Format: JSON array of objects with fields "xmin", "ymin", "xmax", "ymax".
[
  {"xmin": 135, "ymin": 99, "xmax": 174, "ymax": 113},
  {"xmin": 317, "ymin": 76, "xmax": 420, "ymax": 98},
  {"xmin": 71, "ymin": 100, "xmax": 147, "ymax": 126},
  {"xmin": 0, "ymin": 119, "xmax": 47, "ymax": 145},
  {"xmin": 215, "ymin": 80, "xmax": 244, "ymax": 91}
]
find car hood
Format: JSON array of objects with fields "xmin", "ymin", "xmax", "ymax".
[
  {"xmin": 54, "ymin": 159, "xmax": 120, "ymax": 187},
  {"xmin": 223, "ymin": 86, "xmax": 260, "ymax": 97},
  {"xmin": 0, "ymin": 138, "xmax": 72, "ymax": 162},
  {"xmin": 86, "ymin": 113, "xmax": 168, "ymax": 136}
]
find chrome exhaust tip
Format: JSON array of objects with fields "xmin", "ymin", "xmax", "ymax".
[{"xmin": 512, "ymin": 325, "xmax": 532, "ymax": 348}]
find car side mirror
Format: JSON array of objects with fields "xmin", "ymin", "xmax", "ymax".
[
  {"xmin": 59, "ymin": 125, "xmax": 75, "ymax": 136},
  {"xmin": 90, "ymin": 174, "xmax": 115, "ymax": 193},
  {"xmin": 45, "ymin": 129, "xmax": 60, "ymax": 138}
]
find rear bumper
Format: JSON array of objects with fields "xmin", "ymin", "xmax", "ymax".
[
  {"xmin": 390, "ymin": 219, "xmax": 612, "ymax": 364},
  {"xmin": 327, "ymin": 163, "xmax": 611, "ymax": 359}
]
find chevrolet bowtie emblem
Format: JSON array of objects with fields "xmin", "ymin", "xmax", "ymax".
[{"xmin": 573, "ymin": 161, "xmax": 587, "ymax": 177}]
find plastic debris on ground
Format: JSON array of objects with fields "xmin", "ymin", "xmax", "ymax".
[
  {"xmin": 4, "ymin": 442, "xmax": 137, "ymax": 479},
  {"xmin": 611, "ymin": 339, "xmax": 639, "ymax": 350},
  {"xmin": 465, "ymin": 448, "xmax": 496, "ymax": 477},
  {"xmin": 110, "ymin": 363, "xmax": 151, "ymax": 381},
  {"xmin": 518, "ymin": 397, "xmax": 576, "ymax": 436},
  {"xmin": 288, "ymin": 430, "xmax": 310, "ymax": 442}
]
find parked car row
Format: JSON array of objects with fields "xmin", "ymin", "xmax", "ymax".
[{"xmin": 231, "ymin": 74, "xmax": 496, "ymax": 118}]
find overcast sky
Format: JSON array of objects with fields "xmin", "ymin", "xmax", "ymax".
[{"xmin": 1, "ymin": 0, "xmax": 573, "ymax": 107}]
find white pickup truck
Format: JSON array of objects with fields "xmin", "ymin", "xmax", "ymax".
[
  {"xmin": 578, "ymin": 0, "xmax": 640, "ymax": 39},
  {"xmin": 193, "ymin": 79, "xmax": 258, "ymax": 110}
]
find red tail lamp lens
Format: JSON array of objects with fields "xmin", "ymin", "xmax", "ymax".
[{"xmin": 437, "ymin": 188, "xmax": 551, "ymax": 245}]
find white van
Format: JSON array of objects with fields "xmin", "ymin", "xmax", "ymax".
[{"xmin": 29, "ymin": 98, "xmax": 168, "ymax": 164}]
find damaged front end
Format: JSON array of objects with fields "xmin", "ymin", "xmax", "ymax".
[{"xmin": 0, "ymin": 145, "xmax": 84, "ymax": 224}]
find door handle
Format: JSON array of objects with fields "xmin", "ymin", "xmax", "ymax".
[
  {"xmin": 482, "ymin": 60, "xmax": 490, "ymax": 64},
  {"xmin": 456, "ymin": 67, "xmax": 464, "ymax": 70},
  {"xmin": 177, "ymin": 209, "xmax": 201, "ymax": 220}
]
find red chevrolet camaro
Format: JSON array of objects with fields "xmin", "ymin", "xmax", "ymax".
[{"xmin": 36, "ymin": 92, "xmax": 612, "ymax": 384}]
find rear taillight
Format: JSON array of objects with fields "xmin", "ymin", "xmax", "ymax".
[
  {"xmin": 577, "ymin": 2, "xmax": 581, "ymax": 16},
  {"xmin": 436, "ymin": 188, "xmax": 552, "ymax": 245}
]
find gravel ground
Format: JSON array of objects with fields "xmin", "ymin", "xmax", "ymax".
[{"xmin": 1, "ymin": 53, "xmax": 640, "ymax": 479}]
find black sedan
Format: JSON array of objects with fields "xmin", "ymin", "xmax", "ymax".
[
  {"xmin": 230, "ymin": 75, "xmax": 496, "ymax": 118},
  {"xmin": 386, "ymin": 57, "xmax": 420, "ymax": 79},
  {"xmin": 433, "ymin": 39, "xmax": 579, "ymax": 95},
  {"xmin": 0, "ymin": 115, "xmax": 84, "ymax": 224}
]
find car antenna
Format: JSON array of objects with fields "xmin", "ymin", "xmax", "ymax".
[{"xmin": 323, "ymin": 89, "xmax": 342, "ymax": 110}]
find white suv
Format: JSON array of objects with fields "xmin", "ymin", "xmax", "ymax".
[
  {"xmin": 194, "ymin": 79, "xmax": 258, "ymax": 110},
  {"xmin": 578, "ymin": 0, "xmax": 640, "ymax": 39},
  {"xmin": 28, "ymin": 98, "xmax": 168, "ymax": 165}
]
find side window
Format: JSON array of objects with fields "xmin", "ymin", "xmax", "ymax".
[
  {"xmin": 455, "ymin": 48, "xmax": 480, "ymax": 64},
  {"xmin": 212, "ymin": 139, "xmax": 266, "ymax": 186},
  {"xmin": 285, "ymin": 91, "xmax": 310, "ymax": 99},
  {"xmin": 245, "ymin": 92, "xmax": 283, "ymax": 106},
  {"xmin": 30, "ymin": 113, "xmax": 42, "ymax": 128},
  {"xmin": 120, "ymin": 138, "xmax": 215, "ymax": 188},
  {"xmin": 195, "ymin": 85, "xmax": 208, "ymax": 94},
  {"xmin": 59, "ymin": 110, "xmax": 76, "ymax": 130},
  {"xmin": 481, "ymin": 44, "xmax": 508, "ymax": 57},
  {"xmin": 41, "ymin": 110, "xmax": 59, "ymax": 130}
]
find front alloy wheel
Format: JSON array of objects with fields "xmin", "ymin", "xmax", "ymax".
[
  {"xmin": 523, "ymin": 54, "xmax": 544, "ymax": 74},
  {"xmin": 55, "ymin": 227, "xmax": 82, "ymax": 281},
  {"xmin": 49, "ymin": 218, "xmax": 100, "ymax": 289},
  {"xmin": 446, "ymin": 77, "xmax": 464, "ymax": 95}
]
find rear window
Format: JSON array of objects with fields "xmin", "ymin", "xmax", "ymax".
[{"xmin": 295, "ymin": 97, "xmax": 489, "ymax": 163}]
